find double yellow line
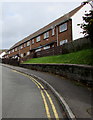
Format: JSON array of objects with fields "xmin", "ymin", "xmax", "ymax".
[{"xmin": 12, "ymin": 70, "xmax": 59, "ymax": 120}]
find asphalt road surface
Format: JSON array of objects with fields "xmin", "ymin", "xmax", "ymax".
[{"xmin": 2, "ymin": 66, "xmax": 64, "ymax": 119}]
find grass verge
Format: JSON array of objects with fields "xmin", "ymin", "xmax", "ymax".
[{"xmin": 23, "ymin": 48, "xmax": 93, "ymax": 65}]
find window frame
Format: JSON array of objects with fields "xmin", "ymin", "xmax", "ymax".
[
  {"xmin": 8, "ymin": 51, "xmax": 10, "ymax": 54},
  {"xmin": 27, "ymin": 41, "xmax": 30, "ymax": 47},
  {"xmin": 36, "ymin": 36, "xmax": 41, "ymax": 42},
  {"xmin": 12, "ymin": 49, "xmax": 14, "ymax": 53},
  {"xmin": 32, "ymin": 39, "xmax": 34, "ymax": 44},
  {"xmin": 44, "ymin": 31, "xmax": 49, "ymax": 39},
  {"xmin": 52, "ymin": 28, "xmax": 55, "ymax": 36},
  {"xmin": 15, "ymin": 48, "xmax": 17, "ymax": 51},
  {"xmin": 60, "ymin": 39, "xmax": 68, "ymax": 45},
  {"xmin": 59, "ymin": 23, "xmax": 67, "ymax": 33},
  {"xmin": 20, "ymin": 45, "xmax": 23, "ymax": 49},
  {"xmin": 24, "ymin": 43, "xmax": 26, "ymax": 47}
]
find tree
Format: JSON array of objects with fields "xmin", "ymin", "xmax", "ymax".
[{"xmin": 79, "ymin": 10, "xmax": 93, "ymax": 42}]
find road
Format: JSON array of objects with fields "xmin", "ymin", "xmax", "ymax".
[{"xmin": 2, "ymin": 66, "xmax": 64, "ymax": 119}]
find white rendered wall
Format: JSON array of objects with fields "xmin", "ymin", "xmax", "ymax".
[
  {"xmin": 0, "ymin": 52, "xmax": 6, "ymax": 58},
  {"xmin": 71, "ymin": 4, "xmax": 91, "ymax": 40}
]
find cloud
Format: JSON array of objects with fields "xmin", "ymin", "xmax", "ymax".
[{"xmin": 1, "ymin": 2, "xmax": 81, "ymax": 49}]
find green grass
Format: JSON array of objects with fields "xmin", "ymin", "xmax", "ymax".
[{"xmin": 23, "ymin": 48, "xmax": 93, "ymax": 65}]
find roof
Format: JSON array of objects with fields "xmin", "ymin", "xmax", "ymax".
[{"xmin": 8, "ymin": 4, "xmax": 84, "ymax": 51}]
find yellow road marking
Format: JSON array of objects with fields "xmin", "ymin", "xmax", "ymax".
[
  {"xmin": 12, "ymin": 70, "xmax": 51, "ymax": 119},
  {"xmin": 41, "ymin": 90, "xmax": 51, "ymax": 119},
  {"xmin": 29, "ymin": 76, "xmax": 59, "ymax": 119},
  {"xmin": 12, "ymin": 70, "xmax": 59, "ymax": 119},
  {"xmin": 27, "ymin": 76, "xmax": 51, "ymax": 119}
]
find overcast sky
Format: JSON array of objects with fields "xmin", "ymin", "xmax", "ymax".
[{"xmin": 1, "ymin": 1, "xmax": 84, "ymax": 49}]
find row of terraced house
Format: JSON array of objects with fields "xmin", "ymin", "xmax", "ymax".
[{"xmin": 4, "ymin": 4, "xmax": 91, "ymax": 62}]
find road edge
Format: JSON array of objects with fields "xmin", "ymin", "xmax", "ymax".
[{"xmin": 2, "ymin": 64, "xmax": 76, "ymax": 120}]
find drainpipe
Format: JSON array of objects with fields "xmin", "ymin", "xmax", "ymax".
[
  {"xmin": 30, "ymin": 40, "xmax": 31, "ymax": 50},
  {"xmin": 56, "ymin": 26, "xmax": 59, "ymax": 46},
  {"xmin": 18, "ymin": 46, "xmax": 21, "ymax": 61}
]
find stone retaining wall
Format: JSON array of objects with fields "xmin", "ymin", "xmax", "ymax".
[{"xmin": 20, "ymin": 63, "xmax": 93, "ymax": 87}]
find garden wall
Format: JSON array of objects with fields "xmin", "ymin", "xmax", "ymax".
[{"xmin": 20, "ymin": 63, "xmax": 93, "ymax": 87}]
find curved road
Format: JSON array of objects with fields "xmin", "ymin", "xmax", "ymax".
[{"xmin": 2, "ymin": 66, "xmax": 64, "ymax": 119}]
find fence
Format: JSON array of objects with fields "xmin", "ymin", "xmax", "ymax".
[
  {"xmin": 36, "ymin": 37, "xmax": 92, "ymax": 57},
  {"xmin": 20, "ymin": 37, "xmax": 92, "ymax": 62}
]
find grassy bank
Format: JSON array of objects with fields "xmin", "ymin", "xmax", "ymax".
[{"xmin": 23, "ymin": 48, "xmax": 93, "ymax": 65}]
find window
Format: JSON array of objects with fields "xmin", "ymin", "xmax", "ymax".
[
  {"xmin": 35, "ymin": 49, "xmax": 41, "ymax": 52},
  {"xmin": 59, "ymin": 23, "xmax": 67, "ymax": 32},
  {"xmin": 32, "ymin": 39, "xmax": 34, "ymax": 44},
  {"xmin": 8, "ymin": 51, "xmax": 10, "ymax": 54},
  {"xmin": 12, "ymin": 49, "xmax": 14, "ymax": 53},
  {"xmin": 27, "ymin": 51, "xmax": 30, "ymax": 56},
  {"xmin": 36, "ymin": 36, "xmax": 40, "ymax": 42},
  {"xmin": 44, "ymin": 46, "xmax": 50, "ymax": 50},
  {"xmin": 24, "ymin": 43, "xmax": 26, "ymax": 47},
  {"xmin": 21, "ymin": 54, "xmax": 23, "ymax": 57},
  {"xmin": 27, "ymin": 41, "xmax": 30, "ymax": 46},
  {"xmin": 60, "ymin": 39, "xmax": 68, "ymax": 45},
  {"xmin": 44, "ymin": 32, "xmax": 49, "ymax": 39},
  {"xmin": 52, "ymin": 29, "xmax": 55, "ymax": 36},
  {"xmin": 15, "ymin": 48, "xmax": 17, "ymax": 51},
  {"xmin": 20, "ymin": 45, "xmax": 23, "ymax": 49}
]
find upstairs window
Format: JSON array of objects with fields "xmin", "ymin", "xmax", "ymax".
[
  {"xmin": 52, "ymin": 28, "xmax": 55, "ymax": 36},
  {"xmin": 24, "ymin": 43, "xmax": 26, "ymax": 47},
  {"xmin": 12, "ymin": 49, "xmax": 14, "ymax": 52},
  {"xmin": 20, "ymin": 45, "xmax": 23, "ymax": 49},
  {"xmin": 36, "ymin": 36, "xmax": 40, "ymax": 42},
  {"xmin": 15, "ymin": 48, "xmax": 17, "ymax": 51},
  {"xmin": 59, "ymin": 23, "xmax": 67, "ymax": 33},
  {"xmin": 27, "ymin": 41, "xmax": 30, "ymax": 46},
  {"xmin": 44, "ymin": 32, "xmax": 49, "ymax": 39},
  {"xmin": 8, "ymin": 51, "xmax": 10, "ymax": 54},
  {"xmin": 32, "ymin": 39, "xmax": 34, "ymax": 44}
]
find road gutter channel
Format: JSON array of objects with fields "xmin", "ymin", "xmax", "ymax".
[{"xmin": 2, "ymin": 64, "xmax": 76, "ymax": 120}]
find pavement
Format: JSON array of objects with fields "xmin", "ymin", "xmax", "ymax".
[{"xmin": 1, "ymin": 64, "xmax": 93, "ymax": 119}]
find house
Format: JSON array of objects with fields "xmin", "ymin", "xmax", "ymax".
[
  {"xmin": 5, "ymin": 3, "xmax": 91, "ymax": 61},
  {"xmin": 0, "ymin": 50, "xmax": 8, "ymax": 59}
]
